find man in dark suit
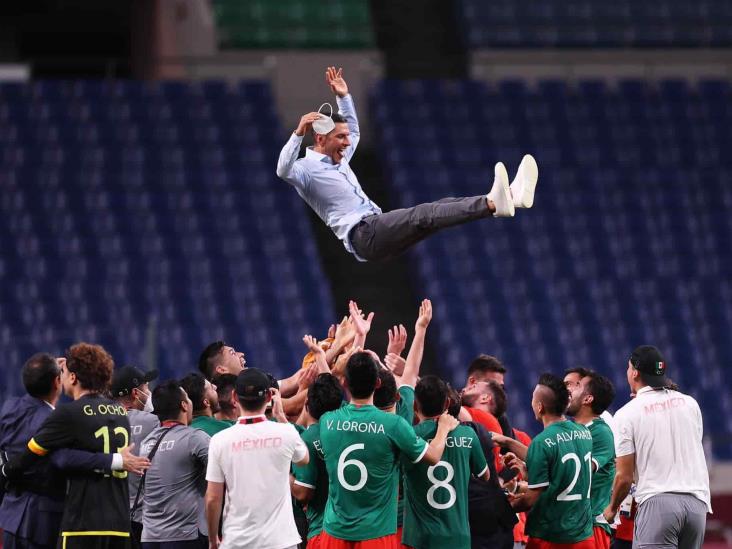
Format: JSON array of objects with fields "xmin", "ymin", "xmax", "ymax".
[{"xmin": 0, "ymin": 352, "xmax": 148, "ymax": 549}]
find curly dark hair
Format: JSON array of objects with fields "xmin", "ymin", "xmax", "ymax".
[
  {"xmin": 307, "ymin": 374, "xmax": 344, "ymax": 420},
  {"xmin": 66, "ymin": 342, "xmax": 114, "ymax": 393},
  {"xmin": 537, "ymin": 373, "xmax": 570, "ymax": 416}
]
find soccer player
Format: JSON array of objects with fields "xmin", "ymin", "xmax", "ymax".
[
  {"xmin": 510, "ymin": 374, "xmax": 594, "ymax": 549},
  {"xmin": 276, "ymin": 67, "xmax": 539, "ymax": 262},
  {"xmin": 111, "ymin": 365, "xmax": 161, "ymax": 547},
  {"xmin": 292, "ymin": 373, "xmax": 346, "ymax": 548},
  {"xmin": 401, "ymin": 376, "xmax": 489, "ymax": 549},
  {"xmin": 205, "ymin": 368, "xmax": 309, "ymax": 549},
  {"xmin": 318, "ymin": 351, "xmax": 459, "ymax": 548},
  {"xmin": 565, "ymin": 372, "xmax": 616, "ymax": 549},
  {"xmin": 2, "ymin": 343, "xmax": 141, "ymax": 549},
  {"xmin": 139, "ymin": 380, "xmax": 210, "ymax": 549},
  {"xmin": 211, "ymin": 374, "xmax": 240, "ymax": 424},
  {"xmin": 180, "ymin": 373, "xmax": 231, "ymax": 437}
]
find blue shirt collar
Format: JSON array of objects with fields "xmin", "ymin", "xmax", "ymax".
[{"xmin": 305, "ymin": 146, "xmax": 336, "ymax": 165}]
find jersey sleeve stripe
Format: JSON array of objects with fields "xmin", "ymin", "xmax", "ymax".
[
  {"xmin": 28, "ymin": 437, "xmax": 48, "ymax": 456},
  {"xmin": 293, "ymin": 480, "xmax": 316, "ymax": 489},
  {"xmin": 591, "ymin": 457, "xmax": 599, "ymax": 471},
  {"xmin": 476, "ymin": 464, "xmax": 489, "ymax": 478},
  {"xmin": 527, "ymin": 481, "xmax": 550, "ymax": 489},
  {"xmin": 412, "ymin": 442, "xmax": 429, "ymax": 464}
]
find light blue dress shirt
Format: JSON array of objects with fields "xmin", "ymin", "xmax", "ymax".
[{"xmin": 276, "ymin": 94, "xmax": 381, "ymax": 261}]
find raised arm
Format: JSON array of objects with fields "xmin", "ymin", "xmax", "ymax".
[
  {"xmin": 275, "ymin": 112, "xmax": 320, "ymax": 185},
  {"xmin": 401, "ymin": 299, "xmax": 432, "ymax": 388},
  {"xmin": 349, "ymin": 300, "xmax": 374, "ymax": 350},
  {"xmin": 326, "ymin": 67, "xmax": 360, "ymax": 160}
]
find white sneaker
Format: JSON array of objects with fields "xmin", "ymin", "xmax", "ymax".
[
  {"xmin": 487, "ymin": 162, "xmax": 514, "ymax": 217},
  {"xmin": 510, "ymin": 154, "xmax": 538, "ymax": 208}
]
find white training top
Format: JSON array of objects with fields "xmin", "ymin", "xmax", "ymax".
[
  {"xmin": 206, "ymin": 415, "xmax": 308, "ymax": 549},
  {"xmin": 613, "ymin": 386, "xmax": 711, "ymax": 511}
]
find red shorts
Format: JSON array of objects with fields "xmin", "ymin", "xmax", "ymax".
[
  {"xmin": 527, "ymin": 536, "xmax": 596, "ymax": 549},
  {"xmin": 320, "ymin": 532, "xmax": 399, "ymax": 549},
  {"xmin": 308, "ymin": 533, "xmax": 325, "ymax": 549},
  {"xmin": 396, "ymin": 527, "xmax": 402, "ymax": 543},
  {"xmin": 592, "ymin": 527, "xmax": 610, "ymax": 549}
]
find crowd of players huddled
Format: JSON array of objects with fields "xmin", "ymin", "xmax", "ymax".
[{"xmin": 0, "ymin": 298, "xmax": 710, "ymax": 549}]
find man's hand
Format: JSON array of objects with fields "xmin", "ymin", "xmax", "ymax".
[
  {"xmin": 326, "ymin": 66, "xmax": 348, "ymax": 98},
  {"xmin": 490, "ymin": 432, "xmax": 510, "ymax": 447},
  {"xmin": 209, "ymin": 536, "xmax": 222, "ymax": 549},
  {"xmin": 332, "ymin": 345, "xmax": 361, "ymax": 378},
  {"xmin": 437, "ymin": 411, "xmax": 460, "ymax": 433},
  {"xmin": 297, "ymin": 364, "xmax": 319, "ymax": 393},
  {"xmin": 271, "ymin": 388, "xmax": 288, "ymax": 423},
  {"xmin": 327, "ymin": 324, "xmax": 337, "ymax": 339},
  {"xmin": 295, "ymin": 112, "xmax": 322, "ymax": 137},
  {"xmin": 603, "ymin": 505, "xmax": 617, "ymax": 525},
  {"xmin": 386, "ymin": 324, "xmax": 408, "ymax": 356},
  {"xmin": 384, "ymin": 353, "xmax": 406, "ymax": 376},
  {"xmin": 120, "ymin": 443, "xmax": 151, "ymax": 475},
  {"xmin": 349, "ymin": 300, "xmax": 374, "ymax": 337},
  {"xmin": 503, "ymin": 452, "xmax": 527, "ymax": 479},
  {"xmin": 303, "ymin": 334, "xmax": 326, "ymax": 357},
  {"xmin": 415, "ymin": 299, "xmax": 432, "ymax": 331}
]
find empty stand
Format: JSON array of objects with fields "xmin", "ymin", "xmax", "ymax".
[
  {"xmin": 372, "ymin": 78, "xmax": 732, "ymax": 458},
  {"xmin": 213, "ymin": 0, "xmax": 375, "ymax": 49},
  {"xmin": 0, "ymin": 79, "xmax": 334, "ymax": 391}
]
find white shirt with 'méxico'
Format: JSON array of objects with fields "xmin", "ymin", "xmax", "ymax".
[
  {"xmin": 614, "ymin": 386, "xmax": 711, "ymax": 511},
  {"xmin": 206, "ymin": 415, "xmax": 308, "ymax": 549}
]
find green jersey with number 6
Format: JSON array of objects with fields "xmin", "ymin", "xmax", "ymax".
[
  {"xmin": 586, "ymin": 418, "xmax": 615, "ymax": 534},
  {"xmin": 401, "ymin": 421, "xmax": 488, "ymax": 549},
  {"xmin": 319, "ymin": 403, "xmax": 428, "ymax": 541},
  {"xmin": 525, "ymin": 420, "xmax": 593, "ymax": 543}
]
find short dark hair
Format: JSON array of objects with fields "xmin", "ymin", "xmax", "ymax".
[
  {"xmin": 307, "ymin": 374, "xmax": 344, "ymax": 420},
  {"xmin": 238, "ymin": 393, "xmax": 267, "ymax": 412},
  {"xmin": 584, "ymin": 372, "xmax": 615, "ymax": 415},
  {"xmin": 446, "ymin": 385, "xmax": 462, "ymax": 419},
  {"xmin": 564, "ymin": 367, "xmax": 590, "ymax": 378},
  {"xmin": 415, "ymin": 375, "xmax": 448, "ymax": 417},
  {"xmin": 311, "ymin": 113, "xmax": 347, "ymax": 138},
  {"xmin": 467, "ymin": 355, "xmax": 506, "ymax": 377},
  {"xmin": 485, "ymin": 380, "xmax": 507, "ymax": 416},
  {"xmin": 538, "ymin": 373, "xmax": 570, "ymax": 416},
  {"xmin": 22, "ymin": 353, "xmax": 60, "ymax": 398},
  {"xmin": 213, "ymin": 373, "xmax": 237, "ymax": 414},
  {"xmin": 179, "ymin": 373, "xmax": 207, "ymax": 412},
  {"xmin": 153, "ymin": 380, "xmax": 186, "ymax": 421},
  {"xmin": 198, "ymin": 341, "xmax": 225, "ymax": 379},
  {"xmin": 66, "ymin": 343, "xmax": 114, "ymax": 393},
  {"xmin": 373, "ymin": 368, "xmax": 398, "ymax": 409},
  {"xmin": 345, "ymin": 352, "xmax": 379, "ymax": 399}
]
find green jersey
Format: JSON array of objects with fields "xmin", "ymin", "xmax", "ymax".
[
  {"xmin": 292, "ymin": 423, "xmax": 328, "ymax": 539},
  {"xmin": 395, "ymin": 385, "xmax": 415, "ymax": 528},
  {"xmin": 190, "ymin": 415, "xmax": 231, "ymax": 437},
  {"xmin": 319, "ymin": 403, "xmax": 428, "ymax": 541},
  {"xmin": 525, "ymin": 420, "xmax": 594, "ymax": 543},
  {"xmin": 401, "ymin": 421, "xmax": 488, "ymax": 549},
  {"xmin": 586, "ymin": 418, "xmax": 615, "ymax": 534}
]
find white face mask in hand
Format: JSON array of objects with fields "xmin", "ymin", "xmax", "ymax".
[
  {"xmin": 312, "ymin": 102, "xmax": 335, "ymax": 135},
  {"xmin": 137, "ymin": 389, "xmax": 154, "ymax": 413}
]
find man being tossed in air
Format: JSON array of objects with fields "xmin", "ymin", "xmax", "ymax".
[{"xmin": 276, "ymin": 67, "xmax": 538, "ymax": 262}]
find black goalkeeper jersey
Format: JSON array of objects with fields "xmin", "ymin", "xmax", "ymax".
[{"xmin": 27, "ymin": 394, "xmax": 132, "ymax": 536}]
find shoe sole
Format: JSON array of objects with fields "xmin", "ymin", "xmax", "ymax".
[
  {"xmin": 514, "ymin": 154, "xmax": 538, "ymax": 208},
  {"xmin": 494, "ymin": 162, "xmax": 515, "ymax": 217}
]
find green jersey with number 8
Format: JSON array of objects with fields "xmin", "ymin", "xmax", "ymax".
[
  {"xmin": 525, "ymin": 420, "xmax": 593, "ymax": 543},
  {"xmin": 401, "ymin": 421, "xmax": 488, "ymax": 549},
  {"xmin": 319, "ymin": 403, "xmax": 428, "ymax": 541}
]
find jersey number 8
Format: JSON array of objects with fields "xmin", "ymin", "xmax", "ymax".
[{"xmin": 427, "ymin": 461, "xmax": 456, "ymax": 510}]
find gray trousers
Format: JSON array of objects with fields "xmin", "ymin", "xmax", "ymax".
[
  {"xmin": 634, "ymin": 493, "xmax": 707, "ymax": 549},
  {"xmin": 349, "ymin": 196, "xmax": 491, "ymax": 261}
]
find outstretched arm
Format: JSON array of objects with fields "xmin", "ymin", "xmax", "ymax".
[
  {"xmin": 276, "ymin": 112, "xmax": 320, "ymax": 185},
  {"xmin": 349, "ymin": 300, "xmax": 374, "ymax": 350},
  {"xmin": 401, "ymin": 299, "xmax": 432, "ymax": 388},
  {"xmin": 326, "ymin": 67, "xmax": 360, "ymax": 160}
]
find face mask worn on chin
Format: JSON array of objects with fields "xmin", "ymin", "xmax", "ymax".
[
  {"xmin": 312, "ymin": 102, "xmax": 335, "ymax": 135},
  {"xmin": 137, "ymin": 390, "xmax": 154, "ymax": 413}
]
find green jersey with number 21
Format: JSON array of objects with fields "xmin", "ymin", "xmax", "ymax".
[
  {"xmin": 319, "ymin": 403, "xmax": 428, "ymax": 541},
  {"xmin": 525, "ymin": 420, "xmax": 594, "ymax": 544}
]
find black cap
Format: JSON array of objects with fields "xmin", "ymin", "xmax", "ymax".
[
  {"xmin": 111, "ymin": 366, "xmax": 159, "ymax": 397},
  {"xmin": 629, "ymin": 345, "xmax": 668, "ymax": 388},
  {"xmin": 236, "ymin": 368, "xmax": 271, "ymax": 400}
]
